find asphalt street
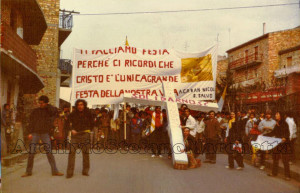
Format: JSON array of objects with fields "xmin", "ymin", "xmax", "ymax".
[{"xmin": 2, "ymin": 150, "xmax": 300, "ymax": 193}]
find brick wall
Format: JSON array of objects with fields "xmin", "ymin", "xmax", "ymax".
[
  {"xmin": 228, "ymin": 37, "xmax": 269, "ymax": 85},
  {"xmin": 267, "ymin": 27, "xmax": 300, "ymax": 85},
  {"xmin": 286, "ymin": 74, "xmax": 300, "ymax": 95},
  {"xmin": 279, "ymin": 49, "xmax": 300, "ymax": 69},
  {"xmin": 216, "ymin": 58, "xmax": 228, "ymax": 94},
  {"xmin": 217, "ymin": 58, "xmax": 228, "ymax": 82},
  {"xmin": 228, "ymin": 27, "xmax": 300, "ymax": 90},
  {"xmin": 24, "ymin": 0, "xmax": 60, "ymax": 108},
  {"xmin": 1, "ymin": 1, "xmax": 11, "ymax": 25}
]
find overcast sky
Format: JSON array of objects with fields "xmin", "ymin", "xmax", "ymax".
[{"xmin": 60, "ymin": 0, "xmax": 299, "ymax": 59}]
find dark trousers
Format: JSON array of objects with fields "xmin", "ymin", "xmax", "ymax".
[
  {"xmin": 226, "ymin": 143, "xmax": 244, "ymax": 168},
  {"xmin": 5, "ymin": 133, "xmax": 12, "ymax": 154},
  {"xmin": 290, "ymin": 138, "xmax": 296, "ymax": 162},
  {"xmin": 163, "ymin": 131, "xmax": 172, "ymax": 156},
  {"xmin": 131, "ymin": 133, "xmax": 141, "ymax": 149},
  {"xmin": 272, "ymin": 144, "xmax": 291, "ymax": 177},
  {"xmin": 67, "ymin": 132, "xmax": 90, "ymax": 175},
  {"xmin": 204, "ymin": 138, "xmax": 217, "ymax": 161},
  {"xmin": 26, "ymin": 133, "xmax": 58, "ymax": 174},
  {"xmin": 149, "ymin": 128, "xmax": 163, "ymax": 155},
  {"xmin": 111, "ymin": 130, "xmax": 120, "ymax": 145},
  {"xmin": 258, "ymin": 150, "xmax": 266, "ymax": 166}
]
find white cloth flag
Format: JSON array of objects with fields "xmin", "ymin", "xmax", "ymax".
[
  {"xmin": 251, "ymin": 135, "xmax": 282, "ymax": 151},
  {"xmin": 113, "ymin": 103, "xmax": 119, "ymax": 121}
]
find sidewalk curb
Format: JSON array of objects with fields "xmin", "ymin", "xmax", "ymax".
[{"xmin": 2, "ymin": 153, "xmax": 28, "ymax": 167}]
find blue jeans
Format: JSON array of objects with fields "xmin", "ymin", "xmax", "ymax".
[{"xmin": 26, "ymin": 133, "xmax": 58, "ymax": 174}]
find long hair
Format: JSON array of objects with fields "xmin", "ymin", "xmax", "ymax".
[
  {"xmin": 275, "ymin": 111, "xmax": 285, "ymax": 124},
  {"xmin": 74, "ymin": 99, "xmax": 88, "ymax": 111}
]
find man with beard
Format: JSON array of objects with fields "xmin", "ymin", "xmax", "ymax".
[
  {"xmin": 66, "ymin": 99, "xmax": 93, "ymax": 178},
  {"xmin": 203, "ymin": 111, "xmax": 220, "ymax": 164}
]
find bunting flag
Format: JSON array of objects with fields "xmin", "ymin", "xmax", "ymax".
[{"xmin": 218, "ymin": 85, "xmax": 227, "ymax": 112}]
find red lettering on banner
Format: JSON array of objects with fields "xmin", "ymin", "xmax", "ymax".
[
  {"xmin": 189, "ymin": 100, "xmax": 196, "ymax": 104},
  {"xmin": 168, "ymin": 97, "xmax": 174, "ymax": 102},
  {"xmin": 77, "ymin": 60, "xmax": 108, "ymax": 68},
  {"xmin": 113, "ymin": 59, "xmax": 120, "ymax": 66},
  {"xmin": 158, "ymin": 90, "xmax": 163, "ymax": 96},
  {"xmin": 174, "ymin": 89, "xmax": 178, "ymax": 96},
  {"xmin": 181, "ymin": 99, "xmax": 188, "ymax": 104},
  {"xmin": 151, "ymin": 90, "xmax": 158, "ymax": 96},
  {"xmin": 76, "ymin": 90, "xmax": 99, "ymax": 98}
]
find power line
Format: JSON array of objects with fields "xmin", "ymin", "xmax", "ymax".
[{"xmin": 74, "ymin": 3, "xmax": 298, "ymax": 16}]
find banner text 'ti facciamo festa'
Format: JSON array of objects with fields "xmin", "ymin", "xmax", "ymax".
[{"xmin": 71, "ymin": 45, "xmax": 218, "ymax": 106}]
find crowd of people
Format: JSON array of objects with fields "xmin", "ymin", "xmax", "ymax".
[{"xmin": 2, "ymin": 95, "xmax": 297, "ymax": 180}]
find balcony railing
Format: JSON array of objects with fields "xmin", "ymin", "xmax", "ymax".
[
  {"xmin": 229, "ymin": 53, "xmax": 263, "ymax": 70},
  {"xmin": 274, "ymin": 65, "xmax": 300, "ymax": 78},
  {"xmin": 59, "ymin": 11, "xmax": 73, "ymax": 29},
  {"xmin": 59, "ymin": 59, "xmax": 72, "ymax": 74},
  {"xmin": 1, "ymin": 22, "xmax": 37, "ymax": 72}
]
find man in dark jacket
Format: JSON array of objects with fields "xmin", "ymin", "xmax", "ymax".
[
  {"xmin": 225, "ymin": 112, "xmax": 244, "ymax": 169},
  {"xmin": 203, "ymin": 111, "xmax": 220, "ymax": 164},
  {"xmin": 66, "ymin": 99, "xmax": 93, "ymax": 178},
  {"xmin": 22, "ymin": 95, "xmax": 63, "ymax": 177}
]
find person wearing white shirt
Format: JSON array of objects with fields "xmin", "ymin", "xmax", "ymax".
[
  {"xmin": 183, "ymin": 108, "xmax": 197, "ymax": 137},
  {"xmin": 216, "ymin": 112, "xmax": 223, "ymax": 123},
  {"xmin": 285, "ymin": 112, "xmax": 297, "ymax": 163},
  {"xmin": 196, "ymin": 114, "xmax": 206, "ymax": 135}
]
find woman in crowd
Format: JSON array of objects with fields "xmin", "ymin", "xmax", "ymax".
[{"xmin": 265, "ymin": 111, "xmax": 291, "ymax": 181}]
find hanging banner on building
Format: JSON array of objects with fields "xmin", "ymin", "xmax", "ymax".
[{"xmin": 71, "ymin": 45, "xmax": 217, "ymax": 105}]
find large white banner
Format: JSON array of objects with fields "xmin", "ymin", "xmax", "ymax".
[{"xmin": 71, "ymin": 45, "xmax": 217, "ymax": 105}]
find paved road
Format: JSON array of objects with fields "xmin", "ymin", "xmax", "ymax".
[{"xmin": 2, "ymin": 150, "xmax": 300, "ymax": 193}]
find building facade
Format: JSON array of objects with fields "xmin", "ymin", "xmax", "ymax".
[
  {"xmin": 226, "ymin": 26, "xmax": 300, "ymax": 113},
  {"xmin": 216, "ymin": 55, "xmax": 228, "ymax": 99},
  {"xmin": 1, "ymin": 0, "xmax": 73, "ymax": 156},
  {"xmin": 275, "ymin": 45, "xmax": 300, "ymax": 115},
  {"xmin": 1, "ymin": 0, "xmax": 47, "ymax": 156}
]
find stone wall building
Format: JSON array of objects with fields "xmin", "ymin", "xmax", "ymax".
[
  {"xmin": 275, "ymin": 45, "xmax": 300, "ymax": 115},
  {"xmin": 1, "ymin": 0, "xmax": 46, "ymax": 156},
  {"xmin": 216, "ymin": 55, "xmax": 228, "ymax": 98},
  {"xmin": 226, "ymin": 26, "xmax": 300, "ymax": 160},
  {"xmin": 226, "ymin": 26, "xmax": 300, "ymax": 112},
  {"xmin": 1, "ymin": 0, "xmax": 73, "ymax": 156}
]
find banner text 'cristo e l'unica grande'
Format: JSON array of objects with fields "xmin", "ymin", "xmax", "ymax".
[{"xmin": 71, "ymin": 45, "xmax": 217, "ymax": 106}]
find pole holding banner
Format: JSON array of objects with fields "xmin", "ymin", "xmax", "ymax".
[{"xmin": 124, "ymin": 102, "xmax": 127, "ymax": 140}]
